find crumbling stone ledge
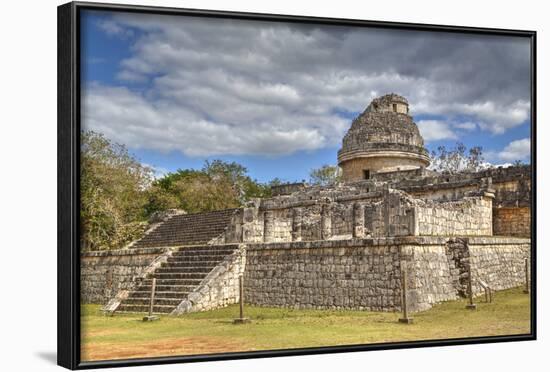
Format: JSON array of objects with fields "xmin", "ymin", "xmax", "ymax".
[{"xmin": 244, "ymin": 236, "xmax": 529, "ymax": 251}]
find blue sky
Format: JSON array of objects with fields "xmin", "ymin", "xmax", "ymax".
[{"xmin": 81, "ymin": 10, "xmax": 531, "ymax": 183}]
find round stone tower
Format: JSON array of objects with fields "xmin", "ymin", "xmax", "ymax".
[{"xmin": 337, "ymin": 93, "xmax": 430, "ymax": 182}]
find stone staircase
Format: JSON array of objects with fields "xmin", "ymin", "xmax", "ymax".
[
  {"xmin": 116, "ymin": 244, "xmax": 239, "ymax": 314},
  {"xmin": 132, "ymin": 208, "xmax": 238, "ymax": 248}
]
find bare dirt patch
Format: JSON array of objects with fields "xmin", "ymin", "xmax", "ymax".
[{"xmin": 81, "ymin": 336, "xmax": 248, "ymax": 361}]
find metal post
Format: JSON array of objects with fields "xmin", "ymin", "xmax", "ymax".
[
  {"xmin": 239, "ymin": 275, "xmax": 244, "ymax": 319},
  {"xmin": 398, "ymin": 262, "xmax": 413, "ymax": 324},
  {"xmin": 465, "ymin": 269, "xmax": 477, "ymax": 310},
  {"xmin": 234, "ymin": 275, "xmax": 250, "ymax": 324},
  {"xmin": 524, "ymin": 258, "xmax": 530, "ymax": 294},
  {"xmin": 143, "ymin": 277, "xmax": 159, "ymax": 321}
]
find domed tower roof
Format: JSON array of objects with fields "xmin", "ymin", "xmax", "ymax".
[{"xmin": 337, "ymin": 94, "xmax": 430, "ymax": 182}]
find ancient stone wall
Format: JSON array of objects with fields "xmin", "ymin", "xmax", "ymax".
[
  {"xmin": 414, "ymin": 196, "xmax": 493, "ymax": 236},
  {"xmin": 222, "ymin": 188, "xmax": 494, "ymax": 244},
  {"xmin": 244, "ymin": 240, "xmax": 403, "ymax": 311},
  {"xmin": 493, "ymin": 207, "xmax": 531, "ymax": 237},
  {"xmin": 243, "ymin": 237, "xmax": 530, "ymax": 312},
  {"xmin": 81, "ymin": 236, "xmax": 530, "ymax": 312},
  {"xmin": 468, "ymin": 237, "xmax": 530, "ymax": 294},
  {"xmin": 271, "ymin": 182, "xmax": 307, "ymax": 196},
  {"xmin": 81, "ymin": 247, "xmax": 172, "ymax": 304},
  {"xmin": 404, "ymin": 242, "xmax": 459, "ymax": 311}
]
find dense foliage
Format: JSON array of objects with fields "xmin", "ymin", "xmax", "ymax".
[
  {"xmin": 81, "ymin": 131, "xmax": 274, "ymax": 251},
  {"xmin": 146, "ymin": 160, "xmax": 272, "ymax": 215},
  {"xmin": 80, "ymin": 131, "xmax": 153, "ymax": 251},
  {"xmin": 309, "ymin": 164, "xmax": 342, "ymax": 186}
]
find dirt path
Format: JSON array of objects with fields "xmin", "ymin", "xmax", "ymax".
[{"xmin": 81, "ymin": 336, "xmax": 248, "ymax": 361}]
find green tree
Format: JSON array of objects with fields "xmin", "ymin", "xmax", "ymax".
[
  {"xmin": 145, "ymin": 160, "xmax": 273, "ymax": 215},
  {"xmin": 309, "ymin": 165, "xmax": 342, "ymax": 186},
  {"xmin": 80, "ymin": 131, "xmax": 153, "ymax": 251},
  {"xmin": 202, "ymin": 160, "xmax": 271, "ymax": 202}
]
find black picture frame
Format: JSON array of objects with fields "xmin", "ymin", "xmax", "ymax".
[{"xmin": 58, "ymin": 1, "xmax": 537, "ymax": 369}]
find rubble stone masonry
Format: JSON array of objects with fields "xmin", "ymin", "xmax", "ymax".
[{"xmin": 81, "ymin": 247, "xmax": 173, "ymax": 304}]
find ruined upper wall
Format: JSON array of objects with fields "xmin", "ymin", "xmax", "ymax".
[
  {"xmin": 220, "ymin": 183, "xmax": 494, "ymax": 244},
  {"xmin": 383, "ymin": 165, "xmax": 531, "ymax": 207},
  {"xmin": 271, "ymin": 182, "xmax": 307, "ymax": 196}
]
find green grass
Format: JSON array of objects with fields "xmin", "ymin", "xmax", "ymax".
[{"xmin": 81, "ymin": 287, "xmax": 530, "ymax": 361}]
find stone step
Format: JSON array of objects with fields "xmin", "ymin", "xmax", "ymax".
[
  {"xmin": 135, "ymin": 284, "xmax": 196, "ymax": 292},
  {"xmin": 157, "ymin": 265, "xmax": 217, "ymax": 272},
  {"xmin": 117, "ymin": 304, "xmax": 175, "ymax": 314},
  {"xmin": 129, "ymin": 291, "xmax": 189, "ymax": 299},
  {"xmin": 122, "ymin": 297, "xmax": 182, "ymax": 306},
  {"xmin": 170, "ymin": 249, "xmax": 234, "ymax": 257},
  {"xmin": 132, "ymin": 209, "xmax": 238, "ymax": 249},
  {"xmin": 155, "ymin": 266, "xmax": 217, "ymax": 273},
  {"xmin": 141, "ymin": 278, "xmax": 203, "ymax": 286},
  {"xmin": 162, "ymin": 259, "xmax": 223, "ymax": 267},
  {"xmin": 152, "ymin": 272, "xmax": 210, "ymax": 280}
]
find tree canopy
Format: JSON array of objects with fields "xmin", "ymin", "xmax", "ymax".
[
  {"xmin": 309, "ymin": 164, "xmax": 342, "ymax": 186},
  {"xmin": 81, "ymin": 131, "xmax": 275, "ymax": 251},
  {"xmin": 80, "ymin": 131, "xmax": 153, "ymax": 251}
]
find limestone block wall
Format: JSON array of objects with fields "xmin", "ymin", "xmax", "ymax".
[
  {"xmin": 403, "ymin": 241, "xmax": 459, "ymax": 311},
  {"xmin": 493, "ymin": 207, "xmax": 531, "ymax": 237},
  {"xmin": 81, "ymin": 247, "xmax": 172, "ymax": 304},
  {"xmin": 223, "ymin": 189, "xmax": 495, "ymax": 245},
  {"xmin": 468, "ymin": 237, "xmax": 530, "ymax": 294},
  {"xmin": 242, "ymin": 237, "xmax": 531, "ymax": 313},
  {"xmin": 244, "ymin": 240, "xmax": 403, "ymax": 311},
  {"xmin": 264, "ymin": 210, "xmax": 293, "ymax": 242},
  {"xmin": 300, "ymin": 204, "xmax": 323, "ymax": 241},
  {"xmin": 331, "ymin": 203, "xmax": 353, "ymax": 236},
  {"xmin": 414, "ymin": 196, "xmax": 493, "ymax": 236}
]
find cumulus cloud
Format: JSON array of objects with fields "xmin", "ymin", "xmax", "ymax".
[
  {"xmin": 97, "ymin": 19, "xmax": 134, "ymax": 39},
  {"xmin": 453, "ymin": 121, "xmax": 477, "ymax": 131},
  {"xmin": 417, "ymin": 120, "xmax": 457, "ymax": 142},
  {"xmin": 82, "ymin": 11, "xmax": 531, "ymax": 157},
  {"xmin": 498, "ymin": 138, "xmax": 531, "ymax": 161}
]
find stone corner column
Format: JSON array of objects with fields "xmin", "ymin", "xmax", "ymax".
[
  {"xmin": 263, "ymin": 210, "xmax": 274, "ymax": 243},
  {"xmin": 321, "ymin": 203, "xmax": 332, "ymax": 240},
  {"xmin": 352, "ymin": 202, "xmax": 365, "ymax": 238},
  {"xmin": 291, "ymin": 208, "xmax": 303, "ymax": 242}
]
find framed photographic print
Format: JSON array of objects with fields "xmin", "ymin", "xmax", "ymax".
[{"xmin": 58, "ymin": 1, "xmax": 536, "ymax": 369}]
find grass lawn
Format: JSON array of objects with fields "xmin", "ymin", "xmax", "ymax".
[{"xmin": 81, "ymin": 287, "xmax": 531, "ymax": 361}]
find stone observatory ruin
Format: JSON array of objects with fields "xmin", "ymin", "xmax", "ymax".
[
  {"xmin": 81, "ymin": 93, "xmax": 531, "ymax": 315},
  {"xmin": 338, "ymin": 94, "xmax": 430, "ymax": 181}
]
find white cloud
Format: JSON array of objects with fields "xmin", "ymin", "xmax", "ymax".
[
  {"xmin": 82, "ymin": 83, "xmax": 348, "ymax": 156},
  {"xmin": 417, "ymin": 120, "xmax": 458, "ymax": 142},
  {"xmin": 498, "ymin": 138, "xmax": 531, "ymax": 161},
  {"xmin": 82, "ymin": 13, "xmax": 531, "ymax": 157},
  {"xmin": 453, "ymin": 121, "xmax": 477, "ymax": 131},
  {"xmin": 97, "ymin": 19, "xmax": 134, "ymax": 39}
]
